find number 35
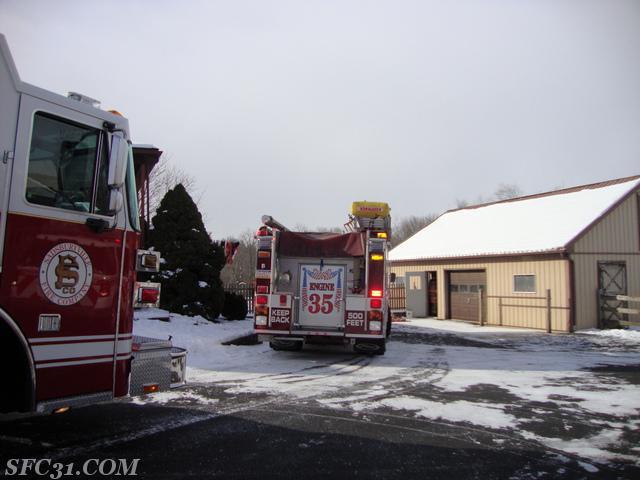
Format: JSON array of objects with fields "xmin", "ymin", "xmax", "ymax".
[{"xmin": 308, "ymin": 293, "xmax": 333, "ymax": 314}]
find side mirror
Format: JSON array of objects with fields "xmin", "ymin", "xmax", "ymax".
[
  {"xmin": 109, "ymin": 189, "xmax": 123, "ymax": 213},
  {"xmin": 108, "ymin": 132, "xmax": 129, "ymax": 187},
  {"xmin": 389, "ymin": 272, "xmax": 396, "ymax": 283}
]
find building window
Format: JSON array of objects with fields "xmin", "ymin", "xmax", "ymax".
[{"xmin": 514, "ymin": 275, "xmax": 536, "ymax": 293}]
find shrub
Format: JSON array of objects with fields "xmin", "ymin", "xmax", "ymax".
[{"xmin": 223, "ymin": 292, "xmax": 248, "ymax": 320}]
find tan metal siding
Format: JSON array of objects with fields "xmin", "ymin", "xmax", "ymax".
[
  {"xmin": 573, "ymin": 192, "xmax": 640, "ymax": 253},
  {"xmin": 571, "ymin": 254, "xmax": 640, "ymax": 329},
  {"xmin": 570, "ymin": 191, "xmax": 640, "ymax": 329},
  {"xmin": 390, "ymin": 259, "xmax": 571, "ymax": 332}
]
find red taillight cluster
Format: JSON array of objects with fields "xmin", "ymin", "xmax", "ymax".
[
  {"xmin": 140, "ymin": 288, "xmax": 159, "ymax": 304},
  {"xmin": 370, "ymin": 298, "xmax": 382, "ymax": 309},
  {"xmin": 256, "ymin": 295, "xmax": 268, "ymax": 305},
  {"xmin": 134, "ymin": 281, "xmax": 161, "ymax": 308}
]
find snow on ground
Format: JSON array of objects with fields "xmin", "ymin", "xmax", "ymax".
[
  {"xmin": 134, "ymin": 308, "xmax": 266, "ymax": 376},
  {"xmin": 130, "ymin": 390, "xmax": 219, "ymax": 406},
  {"xmin": 133, "ymin": 311, "xmax": 640, "ymax": 466},
  {"xmin": 579, "ymin": 327, "xmax": 640, "ymax": 343},
  {"xmin": 395, "ymin": 317, "xmax": 536, "ymax": 334}
]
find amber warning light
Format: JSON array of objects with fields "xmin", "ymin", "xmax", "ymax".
[{"xmin": 143, "ymin": 384, "xmax": 160, "ymax": 394}]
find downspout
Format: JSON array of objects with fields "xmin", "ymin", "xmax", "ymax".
[{"xmin": 563, "ymin": 252, "xmax": 576, "ymax": 333}]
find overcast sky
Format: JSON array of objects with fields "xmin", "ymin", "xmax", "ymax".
[{"xmin": 1, "ymin": 0, "xmax": 638, "ymax": 238}]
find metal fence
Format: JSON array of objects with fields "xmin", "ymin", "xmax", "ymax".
[
  {"xmin": 224, "ymin": 284, "xmax": 255, "ymax": 316},
  {"xmin": 487, "ymin": 289, "xmax": 556, "ymax": 332},
  {"xmin": 600, "ymin": 294, "xmax": 640, "ymax": 328},
  {"xmin": 388, "ymin": 284, "xmax": 406, "ymax": 312}
]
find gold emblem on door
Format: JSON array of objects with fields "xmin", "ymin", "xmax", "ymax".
[{"xmin": 54, "ymin": 254, "xmax": 80, "ymax": 291}]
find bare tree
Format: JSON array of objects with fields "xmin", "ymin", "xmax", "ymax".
[
  {"xmin": 391, "ymin": 214, "xmax": 437, "ymax": 247},
  {"xmin": 220, "ymin": 229, "xmax": 257, "ymax": 286},
  {"xmin": 454, "ymin": 183, "xmax": 524, "ymax": 209},
  {"xmin": 494, "ymin": 183, "xmax": 523, "ymax": 200},
  {"xmin": 148, "ymin": 156, "xmax": 201, "ymax": 215},
  {"xmin": 314, "ymin": 226, "xmax": 343, "ymax": 233}
]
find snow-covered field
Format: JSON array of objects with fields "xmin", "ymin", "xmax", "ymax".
[{"xmin": 133, "ymin": 310, "xmax": 640, "ymax": 469}]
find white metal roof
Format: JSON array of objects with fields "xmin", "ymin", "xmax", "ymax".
[{"xmin": 389, "ymin": 177, "xmax": 640, "ymax": 261}]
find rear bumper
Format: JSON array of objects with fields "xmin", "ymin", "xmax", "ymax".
[{"xmin": 256, "ymin": 330, "xmax": 385, "ymax": 340}]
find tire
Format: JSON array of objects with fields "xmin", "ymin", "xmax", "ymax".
[
  {"xmin": 354, "ymin": 339, "xmax": 386, "ymax": 356},
  {"xmin": 270, "ymin": 340, "xmax": 303, "ymax": 351}
]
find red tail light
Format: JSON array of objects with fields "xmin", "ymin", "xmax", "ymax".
[
  {"xmin": 256, "ymin": 295, "xmax": 269, "ymax": 305},
  {"xmin": 256, "ymin": 285, "xmax": 269, "ymax": 294},
  {"xmin": 141, "ymin": 288, "xmax": 159, "ymax": 304},
  {"xmin": 370, "ymin": 298, "xmax": 382, "ymax": 309}
]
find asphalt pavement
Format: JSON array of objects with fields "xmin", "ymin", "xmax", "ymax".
[{"xmin": 1, "ymin": 328, "xmax": 638, "ymax": 480}]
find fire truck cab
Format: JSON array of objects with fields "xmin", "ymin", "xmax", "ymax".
[
  {"xmin": 0, "ymin": 34, "xmax": 184, "ymax": 414},
  {"xmin": 254, "ymin": 202, "xmax": 392, "ymax": 355}
]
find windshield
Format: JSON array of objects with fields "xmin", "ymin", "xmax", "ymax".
[{"xmin": 125, "ymin": 145, "xmax": 141, "ymax": 231}]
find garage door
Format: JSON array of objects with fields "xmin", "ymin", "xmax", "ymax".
[{"xmin": 449, "ymin": 271, "xmax": 486, "ymax": 322}]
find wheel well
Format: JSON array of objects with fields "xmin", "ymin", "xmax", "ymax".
[{"xmin": 0, "ymin": 317, "xmax": 35, "ymax": 413}]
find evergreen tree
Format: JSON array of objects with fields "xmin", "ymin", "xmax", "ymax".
[{"xmin": 149, "ymin": 184, "xmax": 225, "ymax": 320}]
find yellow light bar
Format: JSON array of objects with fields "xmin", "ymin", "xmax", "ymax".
[
  {"xmin": 352, "ymin": 201, "xmax": 390, "ymax": 218},
  {"xmin": 370, "ymin": 254, "xmax": 384, "ymax": 261},
  {"xmin": 376, "ymin": 232, "xmax": 388, "ymax": 239}
]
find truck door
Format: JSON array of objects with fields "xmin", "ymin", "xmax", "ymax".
[
  {"xmin": 0, "ymin": 95, "xmax": 127, "ymax": 404},
  {"xmin": 298, "ymin": 263, "xmax": 346, "ymax": 329}
]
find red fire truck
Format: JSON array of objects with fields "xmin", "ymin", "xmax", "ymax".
[
  {"xmin": 253, "ymin": 202, "xmax": 392, "ymax": 355},
  {"xmin": 0, "ymin": 34, "xmax": 185, "ymax": 414}
]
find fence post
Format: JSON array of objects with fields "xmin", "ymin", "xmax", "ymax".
[
  {"xmin": 498, "ymin": 297, "xmax": 503, "ymax": 326},
  {"xmin": 546, "ymin": 289, "xmax": 552, "ymax": 333},
  {"xmin": 478, "ymin": 288, "xmax": 484, "ymax": 326}
]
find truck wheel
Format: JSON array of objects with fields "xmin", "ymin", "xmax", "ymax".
[
  {"xmin": 354, "ymin": 340, "xmax": 385, "ymax": 356},
  {"xmin": 270, "ymin": 340, "xmax": 303, "ymax": 351}
]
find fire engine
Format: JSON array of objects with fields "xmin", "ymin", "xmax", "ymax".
[
  {"xmin": 253, "ymin": 201, "xmax": 392, "ymax": 355},
  {"xmin": 0, "ymin": 34, "xmax": 186, "ymax": 414}
]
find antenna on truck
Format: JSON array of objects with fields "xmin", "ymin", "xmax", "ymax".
[{"xmin": 261, "ymin": 215, "xmax": 289, "ymax": 231}]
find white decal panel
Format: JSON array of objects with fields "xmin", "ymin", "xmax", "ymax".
[{"xmin": 298, "ymin": 264, "xmax": 346, "ymax": 328}]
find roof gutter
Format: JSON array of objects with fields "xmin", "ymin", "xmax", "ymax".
[{"xmin": 390, "ymin": 248, "xmax": 567, "ymax": 265}]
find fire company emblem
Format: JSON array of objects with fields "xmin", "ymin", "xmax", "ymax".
[{"xmin": 39, "ymin": 243, "xmax": 93, "ymax": 306}]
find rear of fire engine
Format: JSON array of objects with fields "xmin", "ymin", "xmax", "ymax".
[
  {"xmin": 0, "ymin": 34, "xmax": 185, "ymax": 414},
  {"xmin": 253, "ymin": 202, "xmax": 392, "ymax": 355}
]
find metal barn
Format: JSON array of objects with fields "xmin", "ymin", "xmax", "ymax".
[{"xmin": 389, "ymin": 176, "xmax": 640, "ymax": 332}]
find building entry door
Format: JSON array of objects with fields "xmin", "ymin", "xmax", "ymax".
[
  {"xmin": 598, "ymin": 262, "xmax": 627, "ymax": 327},
  {"xmin": 406, "ymin": 272, "xmax": 427, "ymax": 318}
]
